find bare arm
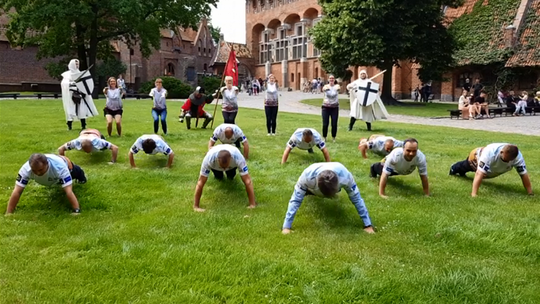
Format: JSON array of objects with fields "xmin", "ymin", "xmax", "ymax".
[
  {"xmin": 420, "ymin": 174, "xmax": 430, "ymax": 196},
  {"xmin": 193, "ymin": 175, "xmax": 208, "ymax": 211},
  {"xmin": 358, "ymin": 143, "xmax": 368, "ymax": 159},
  {"xmin": 471, "ymin": 170, "xmax": 485, "ymax": 197},
  {"xmin": 63, "ymin": 185, "xmax": 80, "ymax": 211},
  {"xmin": 128, "ymin": 152, "xmax": 136, "ymax": 168},
  {"xmin": 520, "ymin": 173, "xmax": 533, "ymax": 195},
  {"xmin": 281, "ymin": 147, "xmax": 292, "ymax": 164},
  {"xmin": 110, "ymin": 144, "xmax": 118, "ymax": 162},
  {"xmin": 321, "ymin": 147, "xmax": 331, "ymax": 162},
  {"xmin": 58, "ymin": 144, "xmax": 68, "ymax": 156},
  {"xmin": 243, "ymin": 141, "xmax": 250, "ymax": 160},
  {"xmin": 241, "ymin": 174, "xmax": 256, "ymax": 208},
  {"xmin": 6, "ymin": 185, "xmax": 24, "ymax": 214},
  {"xmin": 379, "ymin": 172, "xmax": 389, "ymax": 198},
  {"xmin": 208, "ymin": 139, "xmax": 216, "ymax": 151},
  {"xmin": 166, "ymin": 152, "xmax": 175, "ymax": 168}
]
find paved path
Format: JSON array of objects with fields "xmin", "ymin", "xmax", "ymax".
[{"xmin": 230, "ymin": 91, "xmax": 540, "ymax": 137}]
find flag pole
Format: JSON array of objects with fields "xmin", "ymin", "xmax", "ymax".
[{"xmin": 210, "ymin": 44, "xmax": 231, "ymax": 129}]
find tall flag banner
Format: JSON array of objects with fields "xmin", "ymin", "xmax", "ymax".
[{"xmin": 224, "ymin": 49, "xmax": 238, "ymax": 86}]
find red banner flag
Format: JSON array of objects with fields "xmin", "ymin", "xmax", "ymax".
[{"xmin": 224, "ymin": 50, "xmax": 238, "ymax": 86}]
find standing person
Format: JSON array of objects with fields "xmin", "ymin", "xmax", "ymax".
[
  {"xmin": 449, "ymin": 143, "xmax": 533, "ymax": 197},
  {"xmin": 117, "ymin": 75, "xmax": 127, "ymax": 96},
  {"xmin": 252, "ymin": 79, "xmax": 259, "ymax": 96},
  {"xmin": 194, "ymin": 145, "xmax": 256, "ymax": 211},
  {"xmin": 321, "ymin": 75, "xmax": 341, "ymax": 142},
  {"xmin": 149, "ymin": 78, "xmax": 168, "ymax": 135},
  {"xmin": 103, "ymin": 77, "xmax": 125, "ymax": 136},
  {"xmin": 60, "ymin": 59, "xmax": 98, "ymax": 130},
  {"xmin": 128, "ymin": 134, "xmax": 175, "ymax": 168},
  {"xmin": 264, "ymin": 74, "xmax": 279, "ymax": 136},
  {"xmin": 413, "ymin": 85, "xmax": 420, "ymax": 102},
  {"xmin": 472, "ymin": 78, "xmax": 484, "ymax": 99},
  {"xmin": 6, "ymin": 153, "xmax": 87, "ymax": 215},
  {"xmin": 347, "ymin": 70, "xmax": 388, "ymax": 131},
  {"xmin": 462, "ymin": 77, "xmax": 472, "ymax": 93},
  {"xmin": 281, "ymin": 162, "xmax": 375, "ymax": 234},
  {"xmin": 220, "ymin": 76, "xmax": 239, "ymax": 124}
]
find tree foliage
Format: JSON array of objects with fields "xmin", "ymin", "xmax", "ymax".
[
  {"xmin": 208, "ymin": 23, "xmax": 222, "ymax": 45},
  {"xmin": 0, "ymin": 0, "xmax": 217, "ymax": 95},
  {"xmin": 139, "ymin": 76, "xmax": 193, "ymax": 99},
  {"xmin": 311, "ymin": 0, "xmax": 463, "ymax": 101}
]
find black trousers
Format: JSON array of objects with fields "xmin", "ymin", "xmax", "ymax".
[
  {"xmin": 349, "ymin": 117, "xmax": 371, "ymax": 131},
  {"xmin": 212, "ymin": 168, "xmax": 237, "ymax": 180},
  {"xmin": 70, "ymin": 163, "xmax": 87, "ymax": 183},
  {"xmin": 223, "ymin": 111, "xmax": 238, "ymax": 124},
  {"xmin": 450, "ymin": 159, "xmax": 474, "ymax": 176},
  {"xmin": 265, "ymin": 106, "xmax": 278, "ymax": 133},
  {"xmin": 235, "ymin": 139, "xmax": 241, "ymax": 149},
  {"xmin": 67, "ymin": 119, "xmax": 86, "ymax": 130},
  {"xmin": 370, "ymin": 162, "xmax": 399, "ymax": 178},
  {"xmin": 322, "ymin": 106, "xmax": 339, "ymax": 138}
]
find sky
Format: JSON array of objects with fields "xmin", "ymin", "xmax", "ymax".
[{"xmin": 210, "ymin": 0, "xmax": 247, "ymax": 44}]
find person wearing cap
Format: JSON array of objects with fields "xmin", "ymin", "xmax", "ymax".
[
  {"xmin": 179, "ymin": 87, "xmax": 215, "ymax": 129},
  {"xmin": 220, "ymin": 76, "xmax": 240, "ymax": 124},
  {"xmin": 347, "ymin": 70, "xmax": 388, "ymax": 131}
]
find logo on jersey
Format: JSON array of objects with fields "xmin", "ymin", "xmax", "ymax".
[
  {"xmin": 479, "ymin": 161, "xmax": 490, "ymax": 172},
  {"xmin": 131, "ymin": 146, "xmax": 139, "ymax": 153},
  {"xmin": 318, "ymin": 142, "xmax": 326, "ymax": 149},
  {"xmin": 516, "ymin": 165, "xmax": 526, "ymax": 173},
  {"xmin": 165, "ymin": 148, "xmax": 172, "ymax": 155},
  {"xmin": 204, "ymin": 169, "xmax": 210, "ymax": 175},
  {"xmin": 241, "ymin": 166, "xmax": 248, "ymax": 173},
  {"xmin": 16, "ymin": 174, "xmax": 28, "ymax": 185},
  {"xmin": 288, "ymin": 140, "xmax": 297, "ymax": 148},
  {"xmin": 241, "ymin": 136, "xmax": 246, "ymax": 141},
  {"xmin": 351, "ymin": 184, "xmax": 357, "ymax": 191},
  {"xmin": 61, "ymin": 176, "xmax": 72, "ymax": 184},
  {"xmin": 212, "ymin": 136, "xmax": 218, "ymax": 141}
]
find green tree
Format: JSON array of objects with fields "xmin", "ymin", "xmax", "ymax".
[
  {"xmin": 1, "ymin": 0, "xmax": 217, "ymax": 97},
  {"xmin": 208, "ymin": 23, "xmax": 222, "ymax": 45},
  {"xmin": 311, "ymin": 0, "xmax": 463, "ymax": 103}
]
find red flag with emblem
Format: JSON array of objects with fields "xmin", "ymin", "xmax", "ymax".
[{"xmin": 224, "ymin": 50, "xmax": 238, "ymax": 86}]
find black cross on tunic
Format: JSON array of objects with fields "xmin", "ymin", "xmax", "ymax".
[{"xmin": 355, "ymin": 82, "xmax": 379, "ymax": 106}]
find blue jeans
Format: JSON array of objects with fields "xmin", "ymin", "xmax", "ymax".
[{"xmin": 152, "ymin": 108, "xmax": 167, "ymax": 134}]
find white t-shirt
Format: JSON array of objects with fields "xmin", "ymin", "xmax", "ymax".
[
  {"xmin": 200, "ymin": 145, "xmax": 248, "ymax": 177},
  {"xmin": 383, "ymin": 148, "xmax": 428, "ymax": 176},
  {"xmin": 149, "ymin": 88, "xmax": 167, "ymax": 109},
  {"xmin": 288, "ymin": 128, "xmax": 326, "ymax": 150},
  {"xmin": 477, "ymin": 143, "xmax": 527, "ymax": 178},
  {"xmin": 130, "ymin": 135, "xmax": 172, "ymax": 155},
  {"xmin": 368, "ymin": 136, "xmax": 404, "ymax": 156},
  {"xmin": 16, "ymin": 154, "xmax": 72, "ymax": 188},
  {"xmin": 210, "ymin": 124, "xmax": 247, "ymax": 145},
  {"xmin": 65, "ymin": 136, "xmax": 112, "ymax": 152}
]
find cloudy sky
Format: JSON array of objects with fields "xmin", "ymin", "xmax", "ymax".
[{"xmin": 210, "ymin": 0, "xmax": 247, "ymax": 44}]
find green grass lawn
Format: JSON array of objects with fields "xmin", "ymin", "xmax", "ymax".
[
  {"xmin": 301, "ymin": 98, "xmax": 458, "ymax": 118},
  {"xmin": 1, "ymin": 99, "xmax": 539, "ymax": 303}
]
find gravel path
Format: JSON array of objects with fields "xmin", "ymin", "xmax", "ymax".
[{"xmin": 233, "ymin": 91, "xmax": 540, "ymax": 137}]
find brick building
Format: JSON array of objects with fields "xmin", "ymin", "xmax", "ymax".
[
  {"xmin": 209, "ymin": 35, "xmax": 255, "ymax": 82},
  {"xmin": 0, "ymin": 12, "xmax": 216, "ymax": 92}
]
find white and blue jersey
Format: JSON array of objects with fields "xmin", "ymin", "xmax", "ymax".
[
  {"xmin": 16, "ymin": 154, "xmax": 72, "ymax": 188},
  {"xmin": 130, "ymin": 135, "xmax": 173, "ymax": 155},
  {"xmin": 283, "ymin": 162, "xmax": 372, "ymax": 229},
  {"xmin": 65, "ymin": 136, "xmax": 112, "ymax": 152},
  {"xmin": 200, "ymin": 145, "xmax": 248, "ymax": 177},
  {"xmin": 368, "ymin": 136, "xmax": 404, "ymax": 156},
  {"xmin": 383, "ymin": 148, "xmax": 428, "ymax": 176},
  {"xmin": 477, "ymin": 143, "xmax": 527, "ymax": 178},
  {"xmin": 287, "ymin": 128, "xmax": 326, "ymax": 150},
  {"xmin": 210, "ymin": 123, "xmax": 247, "ymax": 145}
]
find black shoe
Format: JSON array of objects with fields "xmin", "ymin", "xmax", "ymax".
[{"xmin": 449, "ymin": 168, "xmax": 455, "ymax": 176}]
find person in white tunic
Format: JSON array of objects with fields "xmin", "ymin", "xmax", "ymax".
[
  {"xmin": 60, "ymin": 59, "xmax": 98, "ymax": 130},
  {"xmin": 370, "ymin": 138, "xmax": 430, "ymax": 198},
  {"xmin": 358, "ymin": 134, "xmax": 404, "ymax": 159},
  {"xmin": 449, "ymin": 143, "xmax": 533, "ymax": 197},
  {"xmin": 347, "ymin": 70, "xmax": 388, "ymax": 131},
  {"xmin": 58, "ymin": 128, "xmax": 119, "ymax": 163},
  {"xmin": 208, "ymin": 123, "xmax": 250, "ymax": 159},
  {"xmin": 220, "ymin": 76, "xmax": 240, "ymax": 124},
  {"xmin": 281, "ymin": 162, "xmax": 375, "ymax": 234},
  {"xmin": 128, "ymin": 134, "xmax": 175, "ymax": 168},
  {"xmin": 194, "ymin": 145, "xmax": 256, "ymax": 211},
  {"xmin": 6, "ymin": 153, "xmax": 86, "ymax": 214},
  {"xmin": 281, "ymin": 128, "xmax": 331, "ymax": 164}
]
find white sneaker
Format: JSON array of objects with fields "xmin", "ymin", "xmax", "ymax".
[
  {"xmin": 267, "ymin": 133, "xmax": 271, "ymax": 136},
  {"xmin": 271, "ymin": 133, "xmax": 276, "ymax": 136}
]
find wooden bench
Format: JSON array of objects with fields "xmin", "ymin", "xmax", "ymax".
[
  {"xmin": 0, "ymin": 93, "xmax": 20, "ymax": 99},
  {"xmin": 525, "ymin": 106, "xmax": 540, "ymax": 115},
  {"xmin": 35, "ymin": 93, "xmax": 61, "ymax": 99},
  {"xmin": 448, "ymin": 109, "xmax": 462, "ymax": 119}
]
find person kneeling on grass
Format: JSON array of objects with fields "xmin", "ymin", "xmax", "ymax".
[
  {"xmin": 6, "ymin": 153, "xmax": 86, "ymax": 215},
  {"xmin": 128, "ymin": 134, "xmax": 175, "ymax": 168},
  {"xmin": 194, "ymin": 145, "xmax": 256, "ymax": 212},
  {"xmin": 282, "ymin": 162, "xmax": 375, "ymax": 234},
  {"xmin": 58, "ymin": 128, "xmax": 118, "ymax": 164},
  {"xmin": 370, "ymin": 138, "xmax": 430, "ymax": 198},
  {"xmin": 449, "ymin": 143, "xmax": 533, "ymax": 197},
  {"xmin": 281, "ymin": 128, "xmax": 330, "ymax": 164},
  {"xmin": 358, "ymin": 134, "xmax": 403, "ymax": 159},
  {"xmin": 208, "ymin": 123, "xmax": 250, "ymax": 159}
]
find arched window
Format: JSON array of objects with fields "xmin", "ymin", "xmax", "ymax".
[{"xmin": 167, "ymin": 63, "xmax": 175, "ymax": 76}]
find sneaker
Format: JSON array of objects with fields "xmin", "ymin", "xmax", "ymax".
[
  {"xmin": 332, "ymin": 138, "xmax": 336, "ymax": 143},
  {"xmin": 449, "ymin": 168, "xmax": 456, "ymax": 176},
  {"xmin": 267, "ymin": 133, "xmax": 271, "ymax": 136},
  {"xmin": 179, "ymin": 118, "xmax": 184, "ymax": 123},
  {"xmin": 271, "ymin": 133, "xmax": 276, "ymax": 136}
]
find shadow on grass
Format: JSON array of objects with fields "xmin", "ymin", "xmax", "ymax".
[{"xmin": 450, "ymin": 175, "xmax": 528, "ymax": 196}]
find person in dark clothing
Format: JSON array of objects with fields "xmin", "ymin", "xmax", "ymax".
[
  {"xmin": 472, "ymin": 78, "xmax": 483, "ymax": 99},
  {"xmin": 462, "ymin": 78, "xmax": 471, "ymax": 92},
  {"xmin": 505, "ymin": 90, "xmax": 517, "ymax": 113}
]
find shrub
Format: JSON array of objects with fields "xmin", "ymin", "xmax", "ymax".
[
  {"xmin": 139, "ymin": 77, "xmax": 193, "ymax": 99},
  {"xmin": 198, "ymin": 75, "xmax": 223, "ymax": 96}
]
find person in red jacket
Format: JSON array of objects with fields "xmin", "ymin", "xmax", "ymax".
[{"xmin": 178, "ymin": 87, "xmax": 215, "ymax": 129}]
